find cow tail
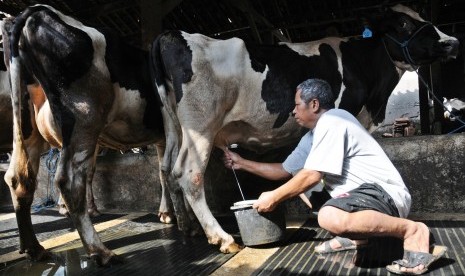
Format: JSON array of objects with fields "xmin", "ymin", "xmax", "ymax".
[
  {"xmin": 149, "ymin": 32, "xmax": 182, "ymax": 134},
  {"xmin": 3, "ymin": 11, "xmax": 37, "ymax": 183},
  {"xmin": 149, "ymin": 32, "xmax": 183, "ymax": 173}
]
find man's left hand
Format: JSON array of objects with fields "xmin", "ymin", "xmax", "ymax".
[{"xmin": 253, "ymin": 191, "xmax": 277, "ymax": 212}]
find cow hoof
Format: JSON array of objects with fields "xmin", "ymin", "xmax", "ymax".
[
  {"xmin": 90, "ymin": 252, "xmax": 124, "ymax": 266},
  {"xmin": 158, "ymin": 212, "xmax": 173, "ymax": 224},
  {"xmin": 24, "ymin": 245, "xmax": 51, "ymax": 261},
  {"xmin": 220, "ymin": 242, "xmax": 243, "ymax": 254}
]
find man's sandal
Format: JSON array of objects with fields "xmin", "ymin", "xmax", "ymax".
[
  {"xmin": 386, "ymin": 245, "xmax": 448, "ymax": 275},
  {"xmin": 314, "ymin": 236, "xmax": 369, "ymax": 254}
]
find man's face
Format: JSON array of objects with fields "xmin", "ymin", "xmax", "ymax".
[{"xmin": 293, "ymin": 89, "xmax": 317, "ymax": 129}]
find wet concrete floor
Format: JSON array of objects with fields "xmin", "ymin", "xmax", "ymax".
[{"xmin": 1, "ymin": 208, "xmax": 464, "ymax": 275}]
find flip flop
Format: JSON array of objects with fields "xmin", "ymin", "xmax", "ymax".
[
  {"xmin": 386, "ymin": 245, "xmax": 448, "ymax": 275},
  {"xmin": 314, "ymin": 236, "xmax": 369, "ymax": 254}
]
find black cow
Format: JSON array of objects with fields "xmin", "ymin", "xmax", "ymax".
[
  {"xmin": 152, "ymin": 4, "xmax": 459, "ymax": 253},
  {"xmin": 2, "ymin": 5, "xmax": 169, "ymax": 265}
]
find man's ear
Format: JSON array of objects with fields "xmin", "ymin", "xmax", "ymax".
[{"xmin": 312, "ymin": 99, "xmax": 320, "ymax": 111}]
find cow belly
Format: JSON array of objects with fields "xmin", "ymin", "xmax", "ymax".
[{"xmin": 99, "ymin": 121, "xmax": 160, "ymax": 150}]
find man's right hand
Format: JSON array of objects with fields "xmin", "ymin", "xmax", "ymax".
[{"xmin": 222, "ymin": 149, "xmax": 243, "ymax": 170}]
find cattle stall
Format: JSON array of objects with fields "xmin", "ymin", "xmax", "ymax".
[{"xmin": 1, "ymin": 0, "xmax": 465, "ymax": 275}]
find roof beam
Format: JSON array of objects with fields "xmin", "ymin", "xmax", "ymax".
[{"xmin": 224, "ymin": 0, "xmax": 290, "ymax": 43}]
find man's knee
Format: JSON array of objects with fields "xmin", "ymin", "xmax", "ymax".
[{"xmin": 317, "ymin": 206, "xmax": 348, "ymax": 235}]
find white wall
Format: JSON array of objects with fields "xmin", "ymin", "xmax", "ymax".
[{"xmin": 373, "ymin": 71, "xmax": 420, "ymax": 135}]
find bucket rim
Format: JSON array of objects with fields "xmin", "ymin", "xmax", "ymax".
[
  {"xmin": 230, "ymin": 199, "xmax": 257, "ymax": 210},
  {"xmin": 231, "ymin": 199, "xmax": 257, "ymax": 210},
  {"xmin": 233, "ymin": 199, "xmax": 257, "ymax": 206}
]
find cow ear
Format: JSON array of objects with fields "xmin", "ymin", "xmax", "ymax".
[
  {"xmin": 357, "ymin": 15, "xmax": 374, "ymax": 37},
  {"xmin": 407, "ymin": 2, "xmax": 425, "ymax": 14},
  {"xmin": 415, "ymin": 3, "xmax": 429, "ymax": 20},
  {"xmin": 360, "ymin": 7, "xmax": 395, "ymax": 36}
]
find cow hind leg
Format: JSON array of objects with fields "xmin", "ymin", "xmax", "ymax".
[
  {"xmin": 173, "ymin": 141, "xmax": 241, "ymax": 253},
  {"xmin": 160, "ymin": 127, "xmax": 199, "ymax": 231},
  {"xmin": 165, "ymin": 172, "xmax": 202, "ymax": 235},
  {"xmin": 163, "ymin": 148, "xmax": 203, "ymax": 234},
  {"xmin": 56, "ymin": 142, "xmax": 121, "ymax": 266},
  {"xmin": 57, "ymin": 195, "xmax": 69, "ymax": 217},
  {"xmin": 155, "ymin": 143, "xmax": 175, "ymax": 224},
  {"xmin": 85, "ymin": 147, "xmax": 101, "ymax": 217},
  {"xmin": 57, "ymin": 147, "xmax": 100, "ymax": 218},
  {"xmin": 4, "ymin": 134, "xmax": 49, "ymax": 260}
]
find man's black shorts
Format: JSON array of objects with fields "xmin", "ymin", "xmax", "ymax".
[{"xmin": 313, "ymin": 183, "xmax": 400, "ymax": 217}]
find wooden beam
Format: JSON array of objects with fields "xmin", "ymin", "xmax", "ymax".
[{"xmin": 140, "ymin": 0, "xmax": 183, "ymax": 49}]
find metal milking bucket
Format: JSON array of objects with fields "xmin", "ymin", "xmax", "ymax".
[
  {"xmin": 227, "ymin": 144, "xmax": 286, "ymax": 246},
  {"xmin": 231, "ymin": 200, "xmax": 286, "ymax": 246}
]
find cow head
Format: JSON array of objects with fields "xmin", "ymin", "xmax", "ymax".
[{"xmin": 369, "ymin": 4, "xmax": 459, "ymax": 71}]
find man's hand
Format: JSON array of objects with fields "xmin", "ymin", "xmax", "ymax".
[
  {"xmin": 222, "ymin": 149, "xmax": 243, "ymax": 170},
  {"xmin": 253, "ymin": 191, "xmax": 278, "ymax": 212}
]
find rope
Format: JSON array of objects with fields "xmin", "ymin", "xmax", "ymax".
[
  {"xmin": 384, "ymin": 23, "xmax": 433, "ymax": 66},
  {"xmin": 32, "ymin": 148, "xmax": 60, "ymax": 213}
]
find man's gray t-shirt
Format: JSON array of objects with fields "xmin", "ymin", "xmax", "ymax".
[
  {"xmin": 283, "ymin": 132, "xmax": 325, "ymax": 195},
  {"xmin": 304, "ymin": 109, "xmax": 411, "ymax": 218},
  {"xmin": 283, "ymin": 131, "xmax": 313, "ymax": 176}
]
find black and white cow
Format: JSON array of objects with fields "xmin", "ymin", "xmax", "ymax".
[
  {"xmin": 2, "ymin": 5, "xmax": 169, "ymax": 265},
  {"xmin": 152, "ymin": 4, "xmax": 459, "ymax": 253}
]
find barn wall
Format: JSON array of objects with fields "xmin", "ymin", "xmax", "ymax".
[
  {"xmin": 4, "ymin": 147, "xmax": 163, "ymax": 213},
  {"xmin": 371, "ymin": 71, "xmax": 420, "ymax": 136},
  {"xmin": 1, "ymin": 134, "xmax": 464, "ymax": 218},
  {"xmin": 381, "ymin": 133, "xmax": 465, "ymax": 215}
]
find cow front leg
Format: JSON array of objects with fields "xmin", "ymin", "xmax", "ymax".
[{"xmin": 57, "ymin": 145, "xmax": 121, "ymax": 266}]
